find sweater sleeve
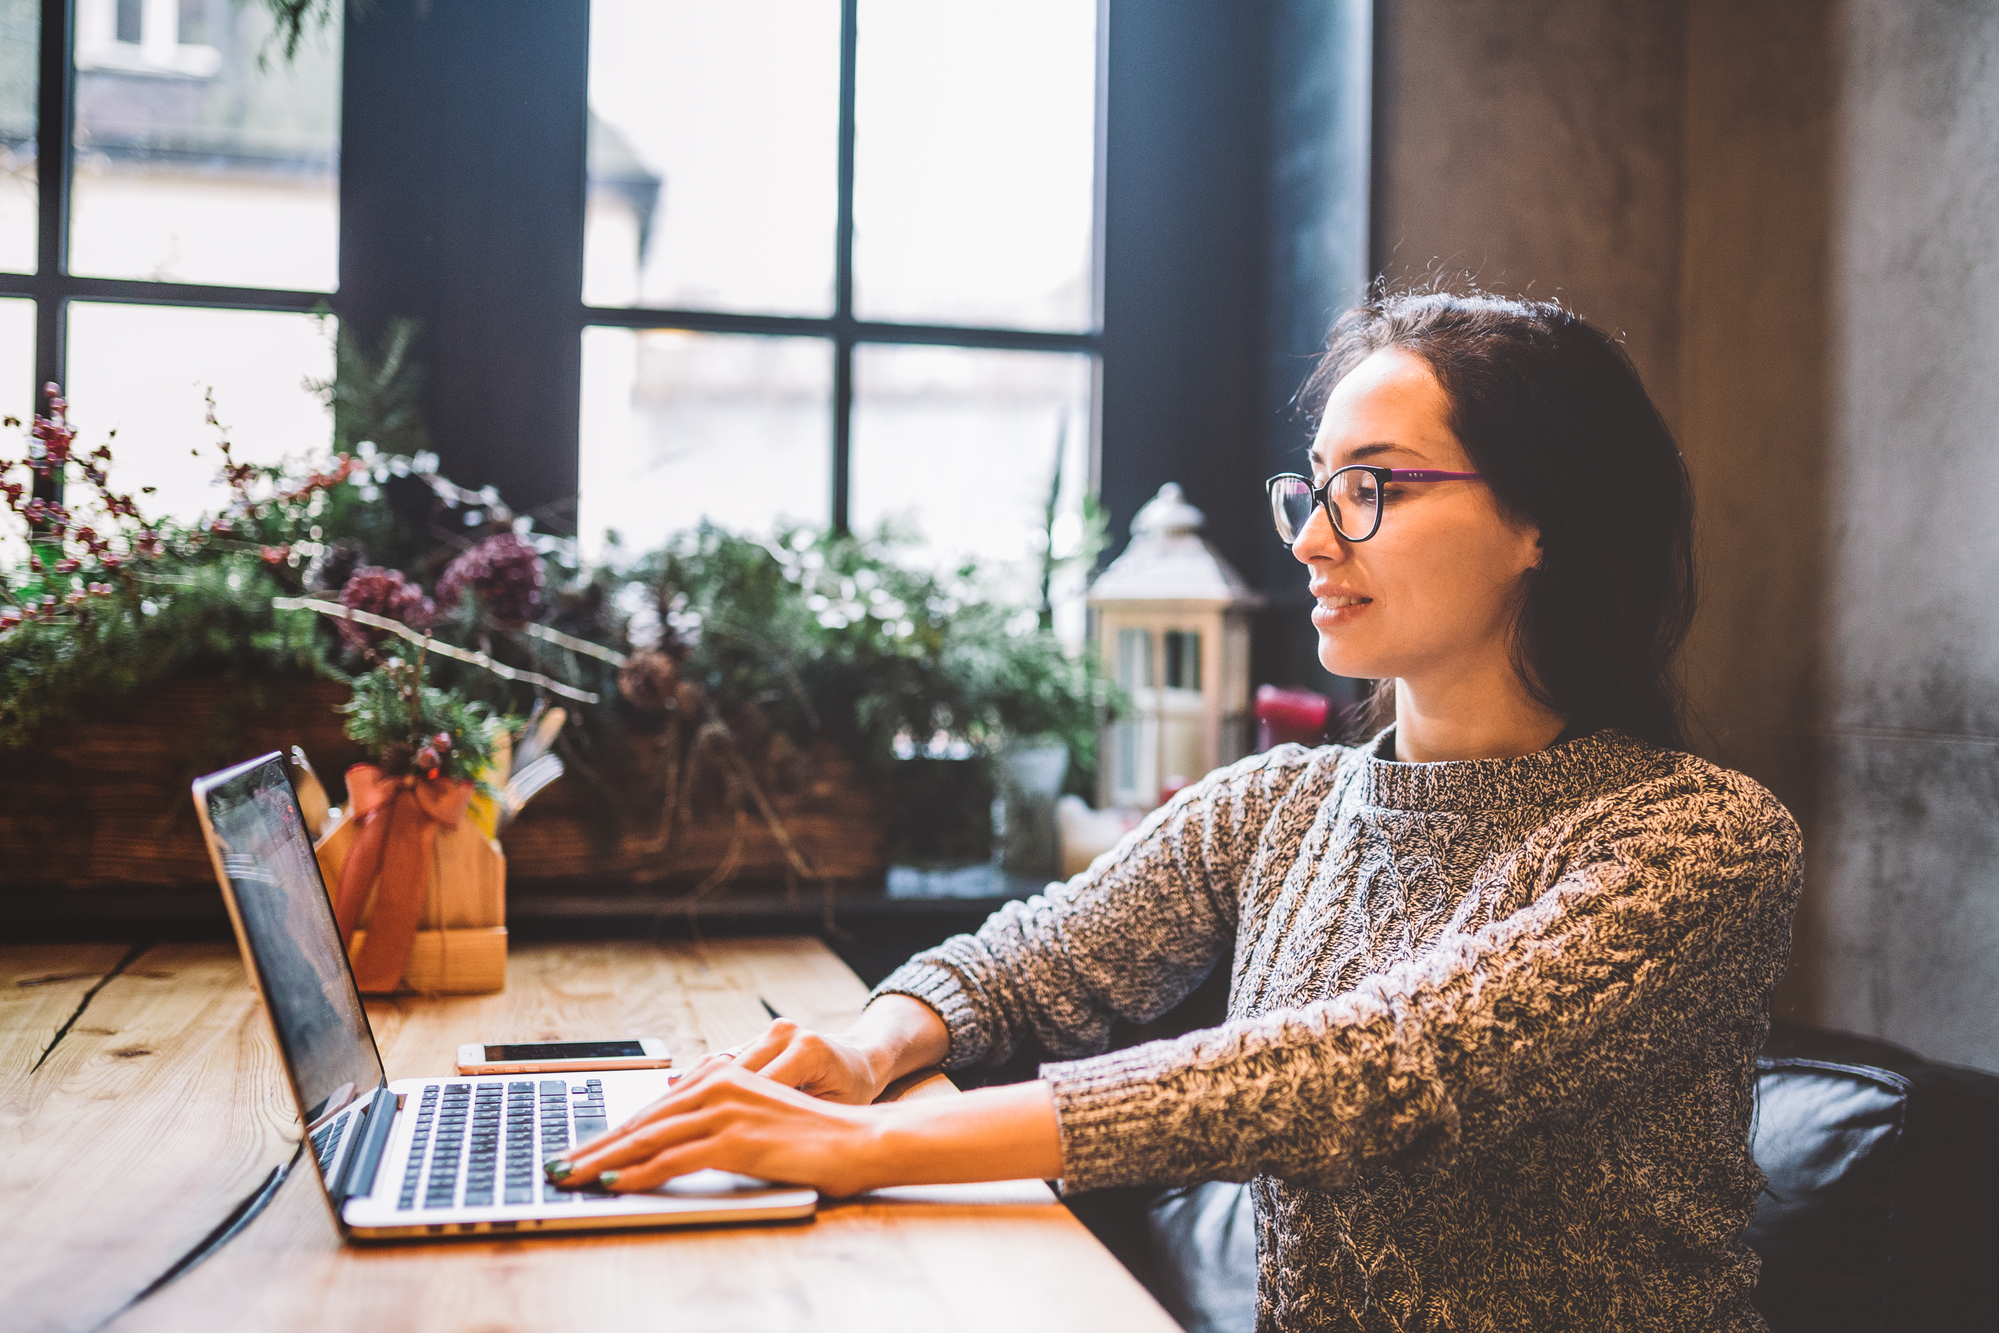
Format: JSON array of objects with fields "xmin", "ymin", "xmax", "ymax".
[
  {"xmin": 868, "ymin": 744, "xmax": 1330, "ymax": 1068},
  {"xmin": 1040, "ymin": 764, "xmax": 1804, "ymax": 1193}
]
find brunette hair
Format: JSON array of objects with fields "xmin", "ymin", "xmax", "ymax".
[{"xmin": 1300, "ymin": 289, "xmax": 1696, "ymax": 749}]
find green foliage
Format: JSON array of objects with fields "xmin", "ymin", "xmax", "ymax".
[
  {"xmin": 309, "ymin": 316, "xmax": 432, "ymax": 460},
  {"xmin": 621, "ymin": 523, "xmax": 1118, "ymax": 797},
  {"xmin": 340, "ymin": 658, "xmax": 503, "ymax": 785},
  {"xmin": 257, "ymin": 0, "xmax": 357, "ymax": 66},
  {"xmin": 0, "ymin": 556, "xmax": 331, "ymax": 749}
]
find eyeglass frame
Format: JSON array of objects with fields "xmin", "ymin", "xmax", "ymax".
[{"xmin": 1265, "ymin": 466, "xmax": 1486, "ymax": 545}]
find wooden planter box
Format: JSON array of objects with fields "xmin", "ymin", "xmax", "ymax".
[
  {"xmin": 0, "ymin": 678, "xmax": 888, "ymax": 894},
  {"xmin": 501, "ymin": 729, "xmax": 888, "ymax": 887},
  {"xmin": 1, "ymin": 678, "xmax": 365, "ymax": 890}
]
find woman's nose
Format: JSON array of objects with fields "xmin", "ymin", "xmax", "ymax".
[{"xmin": 1289, "ymin": 502, "xmax": 1347, "ymax": 566}]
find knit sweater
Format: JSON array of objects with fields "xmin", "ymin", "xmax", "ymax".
[{"xmin": 871, "ymin": 728, "xmax": 1804, "ymax": 1332}]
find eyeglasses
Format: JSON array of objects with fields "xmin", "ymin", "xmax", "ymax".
[{"xmin": 1266, "ymin": 467, "xmax": 1486, "ymax": 544}]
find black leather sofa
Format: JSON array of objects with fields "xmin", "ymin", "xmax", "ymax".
[{"xmin": 1073, "ymin": 1021, "xmax": 1999, "ymax": 1333}]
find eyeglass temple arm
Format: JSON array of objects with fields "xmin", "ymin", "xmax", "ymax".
[{"xmin": 1382, "ymin": 469, "xmax": 1483, "ymax": 482}]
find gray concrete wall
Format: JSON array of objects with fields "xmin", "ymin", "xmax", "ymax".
[
  {"xmin": 1374, "ymin": 0, "xmax": 1999, "ymax": 1070},
  {"xmin": 1372, "ymin": 0, "xmax": 1687, "ymax": 424},
  {"xmin": 1781, "ymin": 0, "xmax": 1999, "ymax": 1068}
]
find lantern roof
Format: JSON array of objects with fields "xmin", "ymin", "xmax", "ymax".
[{"xmin": 1088, "ymin": 483, "xmax": 1264, "ymax": 608}]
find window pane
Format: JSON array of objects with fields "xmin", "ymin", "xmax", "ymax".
[
  {"xmin": 64, "ymin": 303, "xmax": 333, "ymax": 526},
  {"xmin": 586, "ymin": 0, "xmax": 839, "ymax": 316},
  {"xmin": 853, "ymin": 0, "xmax": 1098, "ymax": 331},
  {"xmin": 0, "ymin": 0, "xmax": 35, "ymax": 273},
  {"xmin": 70, "ymin": 0, "xmax": 340, "ymax": 290},
  {"xmin": 0, "ymin": 296, "xmax": 29, "ymax": 422},
  {"xmin": 850, "ymin": 344, "xmax": 1093, "ymax": 631},
  {"xmin": 0, "ymin": 297, "xmax": 29, "ymax": 570},
  {"xmin": 579, "ymin": 327, "xmax": 833, "ymax": 560}
]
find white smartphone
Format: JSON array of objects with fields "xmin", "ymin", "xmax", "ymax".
[{"xmin": 455, "ymin": 1037, "xmax": 672, "ymax": 1075}]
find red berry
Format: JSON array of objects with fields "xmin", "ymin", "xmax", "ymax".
[
  {"xmin": 414, "ymin": 747, "xmax": 440, "ymax": 772},
  {"xmin": 432, "ymin": 731, "xmax": 453, "ymax": 752}
]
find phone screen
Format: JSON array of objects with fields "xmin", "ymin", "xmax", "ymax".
[{"xmin": 482, "ymin": 1040, "xmax": 647, "ymax": 1061}]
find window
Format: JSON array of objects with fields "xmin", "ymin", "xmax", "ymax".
[
  {"xmin": 578, "ymin": 0, "xmax": 1103, "ymax": 581},
  {"xmin": 0, "ymin": 0, "xmax": 339, "ymax": 521}
]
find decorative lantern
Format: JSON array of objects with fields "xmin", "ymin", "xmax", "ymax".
[{"xmin": 1089, "ymin": 483, "xmax": 1263, "ymax": 809}]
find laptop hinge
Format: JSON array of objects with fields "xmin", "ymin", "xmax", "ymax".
[{"xmin": 331, "ymin": 1085, "xmax": 399, "ymax": 1205}]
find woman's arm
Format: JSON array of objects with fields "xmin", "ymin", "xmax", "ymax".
[
  {"xmin": 871, "ymin": 746, "xmax": 1326, "ymax": 1073},
  {"xmin": 547, "ymin": 1058, "xmax": 1063, "ymax": 1198},
  {"xmin": 1039, "ymin": 767, "xmax": 1805, "ymax": 1195}
]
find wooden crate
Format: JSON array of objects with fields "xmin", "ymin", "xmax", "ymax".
[
  {"xmin": 0, "ymin": 678, "xmax": 364, "ymax": 890},
  {"xmin": 499, "ymin": 728, "xmax": 889, "ymax": 886},
  {"xmin": 0, "ymin": 679, "xmax": 888, "ymax": 892}
]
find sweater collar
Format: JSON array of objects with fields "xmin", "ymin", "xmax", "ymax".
[{"xmin": 1353, "ymin": 725, "xmax": 1656, "ymax": 813}]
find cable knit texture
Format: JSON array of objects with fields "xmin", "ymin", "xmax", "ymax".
[{"xmin": 871, "ymin": 728, "xmax": 1803, "ymax": 1332}]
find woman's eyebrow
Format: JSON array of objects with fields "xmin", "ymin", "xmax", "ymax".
[{"xmin": 1310, "ymin": 440, "xmax": 1411, "ymax": 469}]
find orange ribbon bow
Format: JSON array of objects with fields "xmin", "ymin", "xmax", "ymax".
[{"xmin": 333, "ymin": 763, "xmax": 476, "ymax": 993}]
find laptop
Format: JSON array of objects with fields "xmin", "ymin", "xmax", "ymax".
[{"xmin": 192, "ymin": 751, "xmax": 818, "ymax": 1241}]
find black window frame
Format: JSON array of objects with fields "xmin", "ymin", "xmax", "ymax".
[
  {"xmin": 6, "ymin": 0, "xmax": 1110, "ymax": 538},
  {"xmin": 578, "ymin": 0, "xmax": 1107, "ymax": 535},
  {"xmin": 2, "ymin": 0, "xmax": 333, "ymax": 499},
  {"xmin": 7, "ymin": 0, "xmax": 1375, "ymax": 713}
]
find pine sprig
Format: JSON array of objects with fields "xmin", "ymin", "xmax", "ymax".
[{"xmin": 339, "ymin": 657, "xmax": 504, "ymax": 785}]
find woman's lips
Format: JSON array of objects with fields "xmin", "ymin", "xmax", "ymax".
[{"xmin": 1310, "ymin": 594, "xmax": 1372, "ymax": 629}]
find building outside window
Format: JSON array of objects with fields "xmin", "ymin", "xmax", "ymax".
[
  {"xmin": 0, "ymin": 0, "xmax": 339, "ymax": 529},
  {"xmin": 579, "ymin": 0, "xmax": 1103, "ymax": 641}
]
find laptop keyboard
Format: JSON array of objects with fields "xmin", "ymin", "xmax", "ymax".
[
  {"xmin": 309, "ymin": 1106, "xmax": 351, "ymax": 1175},
  {"xmin": 395, "ymin": 1076, "xmax": 611, "ymax": 1211}
]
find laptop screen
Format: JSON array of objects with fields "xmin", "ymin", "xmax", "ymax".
[{"xmin": 197, "ymin": 753, "xmax": 386, "ymax": 1127}]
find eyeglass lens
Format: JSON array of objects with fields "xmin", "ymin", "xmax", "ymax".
[{"xmin": 1271, "ymin": 470, "xmax": 1380, "ymax": 543}]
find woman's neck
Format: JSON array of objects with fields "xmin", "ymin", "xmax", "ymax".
[{"xmin": 1391, "ymin": 674, "xmax": 1567, "ymax": 763}]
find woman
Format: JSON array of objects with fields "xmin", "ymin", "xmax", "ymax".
[{"xmin": 548, "ymin": 291, "xmax": 1802, "ymax": 1331}]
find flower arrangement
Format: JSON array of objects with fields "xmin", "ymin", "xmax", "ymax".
[{"xmin": 1, "ymin": 378, "xmax": 1117, "ymax": 889}]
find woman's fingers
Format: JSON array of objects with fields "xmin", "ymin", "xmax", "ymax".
[
  {"xmin": 556, "ymin": 1064, "xmax": 766, "ymax": 1180},
  {"xmin": 566, "ymin": 1105, "xmax": 728, "ymax": 1183},
  {"xmin": 757, "ymin": 1036, "xmax": 869, "ymax": 1103},
  {"xmin": 728, "ymin": 1018, "xmax": 800, "ymax": 1075},
  {"xmin": 548, "ymin": 1063, "xmax": 875, "ymax": 1195}
]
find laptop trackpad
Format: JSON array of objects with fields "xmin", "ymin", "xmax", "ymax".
[{"xmin": 653, "ymin": 1169, "xmax": 788, "ymax": 1197}]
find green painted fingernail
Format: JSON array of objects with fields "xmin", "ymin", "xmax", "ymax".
[
  {"xmin": 544, "ymin": 1159, "xmax": 572, "ymax": 1180},
  {"xmin": 599, "ymin": 1170, "xmax": 621, "ymax": 1190}
]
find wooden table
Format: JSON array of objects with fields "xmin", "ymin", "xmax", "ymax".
[{"xmin": 2, "ymin": 939, "xmax": 1178, "ymax": 1333}]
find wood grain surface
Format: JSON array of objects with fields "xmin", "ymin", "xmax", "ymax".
[
  {"xmin": 1, "ymin": 944, "xmax": 133, "ymax": 1088},
  {"xmin": 4, "ymin": 939, "xmax": 1176, "ymax": 1333},
  {"xmin": 2, "ymin": 944, "xmax": 302, "ymax": 1333}
]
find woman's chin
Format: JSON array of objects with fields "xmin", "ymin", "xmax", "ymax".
[{"xmin": 1314, "ymin": 627, "xmax": 1381, "ymax": 680}]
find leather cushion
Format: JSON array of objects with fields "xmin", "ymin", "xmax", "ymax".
[
  {"xmin": 1147, "ymin": 1181, "xmax": 1257, "ymax": 1333},
  {"xmin": 1746, "ymin": 1059, "xmax": 1907, "ymax": 1332}
]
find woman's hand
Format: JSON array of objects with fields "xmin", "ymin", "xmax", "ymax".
[
  {"xmin": 687, "ymin": 995, "xmax": 954, "ymax": 1105},
  {"xmin": 544, "ymin": 1057, "xmax": 1066, "ymax": 1198},
  {"xmin": 548, "ymin": 1058, "xmax": 888, "ymax": 1197},
  {"xmin": 721, "ymin": 1017, "xmax": 883, "ymax": 1104}
]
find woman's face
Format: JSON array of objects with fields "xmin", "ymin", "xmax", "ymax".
[{"xmin": 1294, "ymin": 347, "xmax": 1543, "ymax": 688}]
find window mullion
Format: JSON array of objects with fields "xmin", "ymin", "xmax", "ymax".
[
  {"xmin": 32, "ymin": 0, "xmax": 76, "ymax": 502},
  {"xmin": 831, "ymin": 0, "xmax": 858, "ymax": 534}
]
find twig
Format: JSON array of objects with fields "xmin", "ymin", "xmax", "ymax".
[
  {"xmin": 699, "ymin": 702, "xmax": 817, "ymax": 882},
  {"xmin": 516, "ymin": 620, "xmax": 629, "ymax": 667},
  {"xmin": 272, "ymin": 596, "xmax": 599, "ymax": 704}
]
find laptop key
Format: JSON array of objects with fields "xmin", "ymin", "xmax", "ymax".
[
  {"xmin": 423, "ymin": 1085, "xmax": 473, "ymax": 1207},
  {"xmin": 397, "ymin": 1086, "xmax": 442, "ymax": 1210}
]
